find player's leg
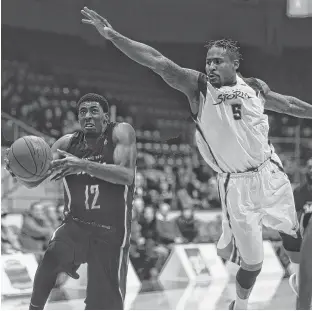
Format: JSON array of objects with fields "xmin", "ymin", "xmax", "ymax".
[
  {"xmin": 279, "ymin": 230, "xmax": 302, "ymax": 295},
  {"xmin": 217, "ymin": 174, "xmax": 263, "ymax": 310},
  {"xmin": 297, "ymin": 215, "xmax": 312, "ymax": 309},
  {"xmin": 262, "ymin": 160, "xmax": 301, "ymax": 294},
  {"xmin": 29, "ymin": 223, "xmax": 75, "ymax": 309},
  {"xmin": 30, "ymin": 221, "xmax": 88, "ymax": 310},
  {"xmin": 85, "ymin": 237, "xmax": 127, "ymax": 310}
]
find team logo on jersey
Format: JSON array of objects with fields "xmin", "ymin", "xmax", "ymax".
[{"xmin": 214, "ymin": 90, "xmax": 252, "ymax": 105}]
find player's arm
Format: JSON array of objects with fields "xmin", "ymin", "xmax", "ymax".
[
  {"xmin": 297, "ymin": 216, "xmax": 312, "ymax": 310},
  {"xmin": 256, "ymin": 79, "xmax": 312, "ymax": 118},
  {"xmin": 79, "ymin": 123, "xmax": 137, "ymax": 185},
  {"xmin": 17, "ymin": 134, "xmax": 73, "ymax": 189},
  {"xmin": 81, "ymin": 7, "xmax": 202, "ymax": 115}
]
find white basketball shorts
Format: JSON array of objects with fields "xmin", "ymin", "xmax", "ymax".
[{"xmin": 216, "ymin": 153, "xmax": 299, "ymax": 271}]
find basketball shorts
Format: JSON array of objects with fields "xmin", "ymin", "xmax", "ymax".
[
  {"xmin": 216, "ymin": 154, "xmax": 299, "ymax": 271},
  {"xmin": 50, "ymin": 219, "xmax": 129, "ymax": 310}
]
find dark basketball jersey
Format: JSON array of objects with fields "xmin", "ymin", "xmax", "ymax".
[
  {"xmin": 294, "ymin": 183, "xmax": 312, "ymax": 234},
  {"xmin": 62, "ymin": 122, "xmax": 135, "ymax": 246}
]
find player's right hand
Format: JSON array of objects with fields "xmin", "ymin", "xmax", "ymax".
[
  {"xmin": 4, "ymin": 148, "xmax": 16, "ymax": 178},
  {"xmin": 81, "ymin": 7, "xmax": 113, "ymax": 40}
]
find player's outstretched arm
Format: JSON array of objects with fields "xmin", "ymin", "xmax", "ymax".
[
  {"xmin": 13, "ymin": 134, "xmax": 73, "ymax": 189},
  {"xmin": 81, "ymin": 7, "xmax": 201, "ymax": 115},
  {"xmin": 257, "ymin": 79, "xmax": 312, "ymax": 118}
]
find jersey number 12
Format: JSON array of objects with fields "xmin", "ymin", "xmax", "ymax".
[{"xmin": 85, "ymin": 185, "xmax": 100, "ymax": 210}]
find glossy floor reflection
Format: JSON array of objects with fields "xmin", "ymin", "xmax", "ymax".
[{"xmin": 2, "ymin": 279, "xmax": 296, "ymax": 310}]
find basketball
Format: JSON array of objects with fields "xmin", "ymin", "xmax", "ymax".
[{"xmin": 7, "ymin": 136, "xmax": 53, "ymax": 182}]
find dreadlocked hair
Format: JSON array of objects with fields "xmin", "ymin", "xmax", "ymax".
[{"xmin": 204, "ymin": 38, "xmax": 243, "ymax": 61}]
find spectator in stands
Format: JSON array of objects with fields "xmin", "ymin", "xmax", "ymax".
[
  {"xmin": 159, "ymin": 178, "xmax": 174, "ymax": 204},
  {"xmin": 1, "ymin": 212, "xmax": 22, "ymax": 254},
  {"xmin": 175, "ymin": 207, "xmax": 199, "ymax": 243},
  {"xmin": 129, "ymin": 209, "xmax": 145, "ymax": 276},
  {"xmin": 140, "ymin": 205, "xmax": 169, "ymax": 279},
  {"xmin": 133, "ymin": 197, "xmax": 145, "ymax": 222},
  {"xmin": 176, "ymin": 175, "xmax": 196, "ymax": 210},
  {"xmin": 62, "ymin": 110, "xmax": 80, "ymax": 135},
  {"xmin": 19, "ymin": 201, "xmax": 54, "ymax": 255},
  {"xmin": 145, "ymin": 189, "xmax": 161, "ymax": 209},
  {"xmin": 156, "ymin": 202, "xmax": 184, "ymax": 247},
  {"xmin": 206, "ymin": 177, "xmax": 221, "ymax": 209},
  {"xmin": 43, "ymin": 201, "xmax": 60, "ymax": 229}
]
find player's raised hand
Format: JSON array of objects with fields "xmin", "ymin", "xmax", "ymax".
[
  {"xmin": 81, "ymin": 7, "xmax": 113, "ymax": 39},
  {"xmin": 50, "ymin": 149, "xmax": 83, "ymax": 181},
  {"xmin": 4, "ymin": 148, "xmax": 16, "ymax": 178}
]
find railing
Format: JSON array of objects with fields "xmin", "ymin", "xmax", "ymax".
[{"xmin": 1, "ymin": 111, "xmax": 56, "ymax": 146}]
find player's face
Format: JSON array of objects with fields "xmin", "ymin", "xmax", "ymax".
[
  {"xmin": 78, "ymin": 102, "xmax": 109, "ymax": 136},
  {"xmin": 205, "ymin": 47, "xmax": 239, "ymax": 88}
]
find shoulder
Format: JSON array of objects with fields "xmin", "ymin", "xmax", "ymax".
[
  {"xmin": 254, "ymin": 78, "xmax": 271, "ymax": 95},
  {"xmin": 112, "ymin": 122, "xmax": 136, "ymax": 144},
  {"xmin": 197, "ymin": 72, "xmax": 208, "ymax": 94},
  {"xmin": 51, "ymin": 134, "xmax": 74, "ymax": 153},
  {"xmin": 240, "ymin": 76, "xmax": 270, "ymax": 96}
]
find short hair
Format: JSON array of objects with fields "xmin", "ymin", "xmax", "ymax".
[
  {"xmin": 77, "ymin": 93, "xmax": 109, "ymax": 114},
  {"xmin": 204, "ymin": 38, "xmax": 243, "ymax": 61}
]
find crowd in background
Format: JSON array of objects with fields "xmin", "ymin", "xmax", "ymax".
[
  {"xmin": 1, "ymin": 202, "xmax": 63, "ymax": 258},
  {"xmin": 2, "ymin": 30, "xmax": 312, "ymax": 281}
]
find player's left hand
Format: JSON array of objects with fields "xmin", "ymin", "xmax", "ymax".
[
  {"xmin": 4, "ymin": 148, "xmax": 16, "ymax": 179},
  {"xmin": 50, "ymin": 149, "xmax": 83, "ymax": 181},
  {"xmin": 81, "ymin": 7, "xmax": 113, "ymax": 40}
]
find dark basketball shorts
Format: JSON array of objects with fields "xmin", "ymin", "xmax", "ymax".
[{"xmin": 49, "ymin": 219, "xmax": 129, "ymax": 310}]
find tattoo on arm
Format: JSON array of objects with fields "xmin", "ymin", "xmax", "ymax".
[
  {"xmin": 257, "ymin": 79, "xmax": 312, "ymax": 118},
  {"xmin": 160, "ymin": 60, "xmax": 199, "ymax": 94}
]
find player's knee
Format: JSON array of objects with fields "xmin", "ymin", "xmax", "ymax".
[
  {"xmin": 279, "ymin": 231, "xmax": 302, "ymax": 252},
  {"xmin": 236, "ymin": 267, "xmax": 262, "ymax": 289}
]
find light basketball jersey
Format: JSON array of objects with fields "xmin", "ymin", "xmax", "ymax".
[{"xmin": 195, "ymin": 74, "xmax": 272, "ymax": 173}]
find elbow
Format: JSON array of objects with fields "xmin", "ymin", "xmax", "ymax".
[{"xmin": 151, "ymin": 55, "xmax": 167, "ymax": 74}]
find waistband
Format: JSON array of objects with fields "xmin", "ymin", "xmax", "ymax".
[
  {"xmin": 64, "ymin": 212, "xmax": 112, "ymax": 230},
  {"xmin": 218, "ymin": 157, "xmax": 279, "ymax": 179}
]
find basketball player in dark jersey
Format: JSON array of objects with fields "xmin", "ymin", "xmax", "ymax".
[
  {"xmin": 294, "ymin": 158, "xmax": 312, "ymax": 309},
  {"xmin": 81, "ymin": 7, "xmax": 312, "ymax": 310},
  {"xmin": 5, "ymin": 93, "xmax": 137, "ymax": 310}
]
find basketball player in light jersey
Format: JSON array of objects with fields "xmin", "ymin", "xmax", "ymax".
[{"xmin": 81, "ymin": 7, "xmax": 312, "ymax": 310}]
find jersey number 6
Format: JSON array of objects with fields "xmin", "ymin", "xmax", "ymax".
[
  {"xmin": 231, "ymin": 104, "xmax": 242, "ymax": 120},
  {"xmin": 85, "ymin": 184, "xmax": 100, "ymax": 210}
]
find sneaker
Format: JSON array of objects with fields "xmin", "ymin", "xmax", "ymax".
[
  {"xmin": 289, "ymin": 273, "xmax": 298, "ymax": 297},
  {"xmin": 229, "ymin": 300, "xmax": 235, "ymax": 310}
]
